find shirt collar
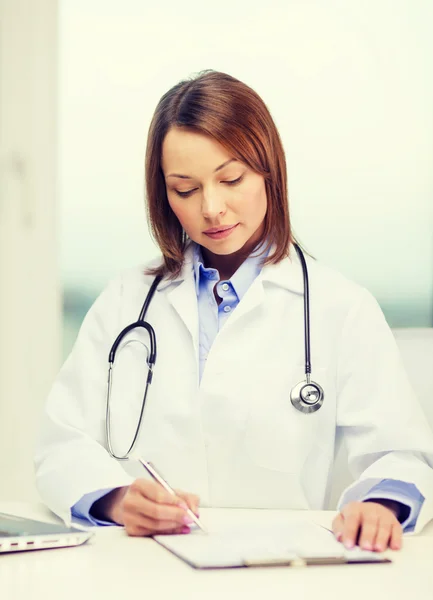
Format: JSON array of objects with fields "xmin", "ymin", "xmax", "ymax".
[
  {"xmin": 157, "ymin": 240, "xmax": 306, "ymax": 296},
  {"xmin": 192, "ymin": 241, "xmax": 268, "ymax": 300},
  {"xmin": 192, "ymin": 244, "xmax": 217, "ymax": 295}
]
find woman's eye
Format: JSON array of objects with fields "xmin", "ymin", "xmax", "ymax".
[
  {"xmin": 224, "ymin": 175, "xmax": 243, "ymax": 186},
  {"xmin": 174, "ymin": 175, "xmax": 244, "ymax": 198},
  {"xmin": 175, "ymin": 188, "xmax": 197, "ymax": 198}
]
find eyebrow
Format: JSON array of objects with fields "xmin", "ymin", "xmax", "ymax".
[{"xmin": 166, "ymin": 158, "xmax": 237, "ymax": 179}]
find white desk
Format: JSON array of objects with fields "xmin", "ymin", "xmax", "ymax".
[{"xmin": 1, "ymin": 503, "xmax": 432, "ymax": 600}]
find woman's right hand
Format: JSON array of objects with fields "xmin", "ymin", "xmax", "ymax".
[{"xmin": 91, "ymin": 479, "xmax": 200, "ymax": 536}]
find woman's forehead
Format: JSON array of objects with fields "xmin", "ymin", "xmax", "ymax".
[{"xmin": 161, "ymin": 127, "xmax": 234, "ymax": 176}]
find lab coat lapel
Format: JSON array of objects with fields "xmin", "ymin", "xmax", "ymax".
[
  {"xmin": 166, "ymin": 277, "xmax": 199, "ymax": 351},
  {"xmin": 260, "ymin": 244, "xmax": 305, "ymax": 294},
  {"xmin": 160, "ymin": 245, "xmax": 199, "ymax": 353},
  {"xmin": 223, "ymin": 244, "xmax": 304, "ymax": 330},
  {"xmin": 157, "ymin": 243, "xmax": 304, "ymax": 344}
]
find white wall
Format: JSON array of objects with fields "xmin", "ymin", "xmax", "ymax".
[
  {"xmin": 60, "ymin": 0, "xmax": 433, "ymax": 329},
  {"xmin": 0, "ymin": 0, "xmax": 61, "ymax": 502}
]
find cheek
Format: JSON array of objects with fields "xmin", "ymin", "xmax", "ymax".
[
  {"xmin": 168, "ymin": 201, "xmax": 182, "ymax": 222},
  {"xmin": 241, "ymin": 182, "xmax": 267, "ymax": 221},
  {"xmin": 167, "ymin": 197, "xmax": 191, "ymax": 228}
]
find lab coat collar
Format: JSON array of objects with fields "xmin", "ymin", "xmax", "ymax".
[
  {"xmin": 156, "ymin": 241, "xmax": 306, "ymax": 296},
  {"xmin": 156, "ymin": 242, "xmax": 199, "ymax": 353},
  {"xmin": 260, "ymin": 244, "xmax": 305, "ymax": 296},
  {"xmin": 156, "ymin": 242, "xmax": 195, "ymax": 292}
]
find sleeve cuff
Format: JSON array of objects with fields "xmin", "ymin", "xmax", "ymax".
[
  {"xmin": 360, "ymin": 479, "xmax": 424, "ymax": 532},
  {"xmin": 71, "ymin": 488, "xmax": 121, "ymax": 527}
]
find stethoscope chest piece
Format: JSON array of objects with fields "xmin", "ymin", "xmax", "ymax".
[{"xmin": 290, "ymin": 380, "xmax": 324, "ymax": 414}]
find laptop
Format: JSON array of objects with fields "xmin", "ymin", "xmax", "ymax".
[{"xmin": 0, "ymin": 512, "xmax": 93, "ymax": 553}]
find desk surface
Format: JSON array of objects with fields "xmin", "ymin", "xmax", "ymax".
[{"xmin": 1, "ymin": 503, "xmax": 432, "ymax": 600}]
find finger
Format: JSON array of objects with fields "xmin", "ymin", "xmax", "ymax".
[
  {"xmin": 340, "ymin": 507, "xmax": 362, "ymax": 549},
  {"xmin": 389, "ymin": 522, "xmax": 403, "ymax": 551},
  {"xmin": 125, "ymin": 493, "xmax": 192, "ymax": 525},
  {"xmin": 175, "ymin": 490, "xmax": 200, "ymax": 515},
  {"xmin": 163, "ymin": 525, "xmax": 191, "ymax": 535},
  {"xmin": 332, "ymin": 514, "xmax": 345, "ymax": 542},
  {"xmin": 126, "ymin": 513, "xmax": 193, "ymax": 533},
  {"xmin": 358, "ymin": 512, "xmax": 379, "ymax": 551},
  {"xmin": 131, "ymin": 479, "xmax": 185, "ymax": 506},
  {"xmin": 373, "ymin": 520, "xmax": 393, "ymax": 552}
]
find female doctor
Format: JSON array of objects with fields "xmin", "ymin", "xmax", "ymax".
[{"xmin": 35, "ymin": 70, "xmax": 433, "ymax": 552}]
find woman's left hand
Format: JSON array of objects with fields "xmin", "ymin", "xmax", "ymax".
[{"xmin": 332, "ymin": 500, "xmax": 403, "ymax": 552}]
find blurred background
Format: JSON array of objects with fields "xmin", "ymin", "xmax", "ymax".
[
  {"xmin": 0, "ymin": 0, "xmax": 432, "ymax": 502},
  {"xmin": 60, "ymin": 0, "xmax": 433, "ymax": 358}
]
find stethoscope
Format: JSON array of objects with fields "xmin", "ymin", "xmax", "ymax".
[{"xmin": 106, "ymin": 243, "xmax": 324, "ymax": 460}]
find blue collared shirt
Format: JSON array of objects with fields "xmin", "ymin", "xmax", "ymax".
[
  {"xmin": 192, "ymin": 242, "xmax": 265, "ymax": 381},
  {"xmin": 72, "ymin": 243, "xmax": 424, "ymax": 529}
]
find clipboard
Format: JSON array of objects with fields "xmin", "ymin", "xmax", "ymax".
[{"xmin": 154, "ymin": 521, "xmax": 392, "ymax": 569}]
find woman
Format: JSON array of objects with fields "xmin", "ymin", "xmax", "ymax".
[{"xmin": 35, "ymin": 70, "xmax": 433, "ymax": 552}]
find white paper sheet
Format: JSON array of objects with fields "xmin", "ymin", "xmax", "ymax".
[{"xmin": 154, "ymin": 520, "xmax": 387, "ymax": 568}]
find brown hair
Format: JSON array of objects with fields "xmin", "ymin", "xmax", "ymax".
[{"xmin": 145, "ymin": 69, "xmax": 294, "ymax": 278}]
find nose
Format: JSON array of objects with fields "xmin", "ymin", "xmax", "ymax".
[{"xmin": 201, "ymin": 188, "xmax": 226, "ymax": 220}]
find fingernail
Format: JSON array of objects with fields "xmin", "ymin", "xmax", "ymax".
[
  {"xmin": 183, "ymin": 515, "xmax": 194, "ymax": 525},
  {"xmin": 178, "ymin": 502, "xmax": 188, "ymax": 510},
  {"xmin": 335, "ymin": 532, "xmax": 342, "ymax": 542},
  {"xmin": 344, "ymin": 540, "xmax": 354, "ymax": 549},
  {"xmin": 375, "ymin": 544, "xmax": 383, "ymax": 552},
  {"xmin": 362, "ymin": 542, "xmax": 372, "ymax": 551},
  {"xmin": 181, "ymin": 526, "xmax": 190, "ymax": 534}
]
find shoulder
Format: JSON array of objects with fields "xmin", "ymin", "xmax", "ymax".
[
  {"xmin": 78, "ymin": 255, "xmax": 165, "ymax": 336},
  {"xmin": 89, "ymin": 255, "xmax": 165, "ymax": 317},
  {"xmin": 307, "ymin": 255, "xmax": 364, "ymax": 297},
  {"xmin": 304, "ymin": 253, "xmax": 383, "ymax": 322},
  {"xmin": 118, "ymin": 255, "xmax": 164, "ymax": 290},
  {"xmin": 108, "ymin": 242, "xmax": 196, "ymax": 294}
]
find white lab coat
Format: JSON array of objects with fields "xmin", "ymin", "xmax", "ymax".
[{"xmin": 35, "ymin": 243, "xmax": 433, "ymax": 531}]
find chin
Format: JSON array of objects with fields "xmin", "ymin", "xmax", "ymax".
[{"xmin": 200, "ymin": 237, "xmax": 247, "ymax": 256}]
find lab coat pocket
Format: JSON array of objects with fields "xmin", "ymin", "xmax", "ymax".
[{"xmin": 243, "ymin": 364, "xmax": 333, "ymax": 474}]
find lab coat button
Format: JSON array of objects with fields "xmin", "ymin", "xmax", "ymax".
[
  {"xmin": 223, "ymin": 305, "xmax": 231, "ymax": 313},
  {"xmin": 222, "ymin": 283, "xmax": 229, "ymax": 292}
]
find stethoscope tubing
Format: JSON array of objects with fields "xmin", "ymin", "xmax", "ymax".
[{"xmin": 293, "ymin": 244, "xmax": 312, "ymax": 377}]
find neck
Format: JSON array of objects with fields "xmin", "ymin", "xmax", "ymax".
[
  {"xmin": 200, "ymin": 228, "xmax": 265, "ymax": 281},
  {"xmin": 201, "ymin": 247, "xmax": 248, "ymax": 281}
]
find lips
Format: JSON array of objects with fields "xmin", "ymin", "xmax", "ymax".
[
  {"xmin": 203, "ymin": 223, "xmax": 239, "ymax": 240},
  {"xmin": 203, "ymin": 224, "xmax": 237, "ymax": 234}
]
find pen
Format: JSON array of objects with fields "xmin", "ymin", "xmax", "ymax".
[{"xmin": 135, "ymin": 455, "xmax": 208, "ymax": 534}]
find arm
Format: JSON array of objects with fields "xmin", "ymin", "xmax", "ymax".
[
  {"xmin": 35, "ymin": 270, "xmax": 201, "ymax": 536},
  {"xmin": 34, "ymin": 275, "xmax": 135, "ymax": 524},
  {"xmin": 335, "ymin": 289, "xmax": 433, "ymax": 534}
]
